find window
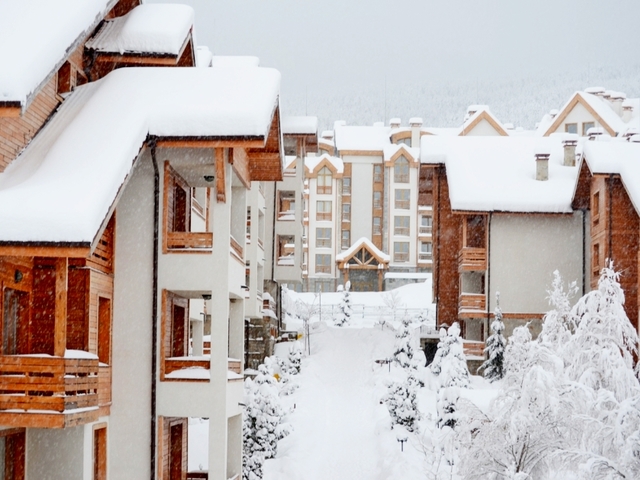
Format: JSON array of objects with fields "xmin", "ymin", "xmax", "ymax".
[
  {"xmin": 592, "ymin": 191, "xmax": 600, "ymax": 225},
  {"xmin": 373, "ymin": 191, "xmax": 382, "ymax": 209},
  {"xmin": 278, "ymin": 191, "xmax": 295, "ymax": 219},
  {"xmin": 342, "ymin": 177, "xmax": 351, "ymax": 195},
  {"xmin": 565, "ymin": 123, "xmax": 578, "ymax": 134},
  {"xmin": 246, "ymin": 207, "xmax": 251, "ymax": 239},
  {"xmin": 395, "ymin": 189, "xmax": 410, "ymax": 209},
  {"xmin": 394, "ymin": 242, "xmax": 410, "ymax": 262},
  {"xmin": 316, "ymin": 201, "xmax": 332, "ymax": 221},
  {"xmin": 317, "ymin": 167, "xmax": 332, "ymax": 194},
  {"xmin": 420, "ymin": 215, "xmax": 432, "ymax": 234},
  {"xmin": 583, "ymin": 122, "xmax": 596, "ymax": 136},
  {"xmin": 394, "ymin": 156, "xmax": 410, "ymax": 183},
  {"xmin": 277, "ymin": 235, "xmax": 295, "ymax": 265},
  {"xmin": 342, "ymin": 203, "xmax": 351, "ymax": 222},
  {"xmin": 316, "ymin": 254, "xmax": 331, "ymax": 274},
  {"xmin": 396, "ymin": 137, "xmax": 411, "ymax": 146},
  {"xmin": 374, "ymin": 164, "xmax": 383, "ymax": 183},
  {"xmin": 394, "ymin": 216, "xmax": 410, "ymax": 236},
  {"xmin": 316, "ymin": 228, "xmax": 332, "ymax": 248},
  {"xmin": 593, "ymin": 243, "xmax": 600, "ymax": 275},
  {"xmin": 342, "ymin": 230, "xmax": 351, "ymax": 249},
  {"xmin": 419, "ymin": 241, "xmax": 432, "ymax": 261},
  {"xmin": 373, "ymin": 217, "xmax": 381, "ymax": 235}
]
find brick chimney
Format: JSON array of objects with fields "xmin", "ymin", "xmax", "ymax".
[
  {"xmin": 409, "ymin": 117, "xmax": 423, "ymax": 148},
  {"xmin": 563, "ymin": 134, "xmax": 578, "ymax": 166},
  {"xmin": 534, "ymin": 148, "xmax": 550, "ymax": 181}
]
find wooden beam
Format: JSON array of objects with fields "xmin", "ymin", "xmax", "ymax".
[
  {"xmin": 54, "ymin": 258, "xmax": 68, "ymax": 357},
  {"xmin": 0, "ymin": 106, "xmax": 21, "ymax": 117},
  {"xmin": 94, "ymin": 54, "xmax": 177, "ymax": 66},
  {"xmin": 0, "ymin": 246, "xmax": 90, "ymax": 258},
  {"xmin": 156, "ymin": 138, "xmax": 264, "ymax": 149},
  {"xmin": 231, "ymin": 149, "xmax": 251, "ymax": 189},
  {"xmin": 215, "ymin": 148, "xmax": 226, "ymax": 203},
  {"xmin": 339, "ymin": 150, "xmax": 383, "ymax": 156}
]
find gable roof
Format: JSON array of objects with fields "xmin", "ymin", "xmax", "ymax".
[
  {"xmin": 0, "ymin": 66, "xmax": 281, "ymax": 244},
  {"xmin": 0, "ymin": 0, "xmax": 114, "ymax": 108},
  {"xmin": 305, "ymin": 154, "xmax": 343, "ymax": 176},
  {"xmin": 581, "ymin": 140, "xmax": 640, "ymax": 215},
  {"xmin": 336, "ymin": 237, "xmax": 390, "ymax": 266},
  {"xmin": 85, "ymin": 4, "xmax": 194, "ymax": 56},
  {"xmin": 383, "ymin": 144, "xmax": 419, "ymax": 166},
  {"xmin": 459, "ymin": 107, "xmax": 509, "ymax": 136},
  {"xmin": 540, "ymin": 91, "xmax": 624, "ymax": 137},
  {"xmin": 421, "ymin": 136, "xmax": 580, "ymax": 213}
]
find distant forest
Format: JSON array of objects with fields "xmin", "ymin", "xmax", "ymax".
[{"xmin": 282, "ymin": 63, "xmax": 640, "ymax": 132}]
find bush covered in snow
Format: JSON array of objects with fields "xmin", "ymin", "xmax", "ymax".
[
  {"xmin": 383, "ymin": 373, "xmax": 421, "ymax": 432},
  {"xmin": 243, "ymin": 364, "xmax": 292, "ymax": 479},
  {"xmin": 287, "ymin": 341, "xmax": 303, "ymax": 374},
  {"xmin": 334, "ymin": 281, "xmax": 352, "ymax": 326},
  {"xmin": 435, "ymin": 323, "xmax": 469, "ymax": 434},
  {"xmin": 393, "ymin": 315, "xmax": 420, "ymax": 371}
]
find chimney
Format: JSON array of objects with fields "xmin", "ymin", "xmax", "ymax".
[
  {"xmin": 562, "ymin": 134, "xmax": 578, "ymax": 166},
  {"xmin": 610, "ymin": 92, "xmax": 626, "ymax": 116},
  {"xmin": 622, "ymin": 100, "xmax": 633, "ymax": 123},
  {"xmin": 549, "ymin": 108, "xmax": 559, "ymax": 119},
  {"xmin": 390, "ymin": 118, "xmax": 401, "ymax": 129},
  {"xmin": 534, "ymin": 148, "xmax": 550, "ymax": 181},
  {"xmin": 409, "ymin": 117, "xmax": 423, "ymax": 148}
]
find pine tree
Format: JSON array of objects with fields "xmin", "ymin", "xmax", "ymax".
[
  {"xmin": 478, "ymin": 293, "xmax": 506, "ymax": 382},
  {"xmin": 334, "ymin": 281, "xmax": 352, "ymax": 326},
  {"xmin": 287, "ymin": 341, "xmax": 303, "ymax": 374},
  {"xmin": 393, "ymin": 314, "xmax": 419, "ymax": 371},
  {"xmin": 429, "ymin": 327, "xmax": 449, "ymax": 376},
  {"xmin": 436, "ymin": 323, "xmax": 469, "ymax": 432},
  {"xmin": 382, "ymin": 372, "xmax": 421, "ymax": 432}
]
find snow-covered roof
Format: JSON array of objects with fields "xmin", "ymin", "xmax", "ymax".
[
  {"xmin": 282, "ymin": 116, "xmax": 318, "ymax": 135},
  {"xmin": 459, "ymin": 106, "xmax": 509, "ymax": 136},
  {"xmin": 0, "ymin": 66, "xmax": 281, "ymax": 243},
  {"xmin": 420, "ymin": 136, "xmax": 581, "ymax": 213},
  {"xmin": 334, "ymin": 126, "xmax": 391, "ymax": 152},
  {"xmin": 582, "ymin": 141, "xmax": 640, "ymax": 214},
  {"xmin": 0, "ymin": 0, "xmax": 112, "ymax": 105},
  {"xmin": 85, "ymin": 4, "xmax": 193, "ymax": 55},
  {"xmin": 210, "ymin": 56, "xmax": 260, "ymax": 68},
  {"xmin": 383, "ymin": 144, "xmax": 419, "ymax": 162},
  {"xmin": 336, "ymin": 237, "xmax": 390, "ymax": 263},
  {"xmin": 305, "ymin": 154, "xmax": 344, "ymax": 174}
]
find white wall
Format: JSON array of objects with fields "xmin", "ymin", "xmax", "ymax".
[
  {"xmin": 350, "ymin": 162, "xmax": 374, "ymax": 241},
  {"xmin": 489, "ymin": 212, "xmax": 584, "ymax": 314},
  {"xmin": 27, "ymin": 426, "xmax": 84, "ymax": 479},
  {"xmin": 549, "ymin": 101, "xmax": 603, "ymax": 136},
  {"xmin": 465, "ymin": 118, "xmax": 502, "ymax": 136}
]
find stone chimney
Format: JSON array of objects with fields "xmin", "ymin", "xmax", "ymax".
[
  {"xmin": 390, "ymin": 118, "xmax": 401, "ymax": 129},
  {"xmin": 622, "ymin": 100, "xmax": 634, "ymax": 123},
  {"xmin": 563, "ymin": 134, "xmax": 578, "ymax": 166},
  {"xmin": 409, "ymin": 117, "xmax": 423, "ymax": 148},
  {"xmin": 534, "ymin": 148, "xmax": 550, "ymax": 181}
]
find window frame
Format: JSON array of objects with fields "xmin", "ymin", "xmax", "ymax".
[
  {"xmin": 316, "ymin": 227, "xmax": 332, "ymax": 248},
  {"xmin": 565, "ymin": 123, "xmax": 578, "ymax": 134},
  {"xmin": 393, "ymin": 242, "xmax": 410, "ymax": 263},
  {"xmin": 395, "ymin": 189, "xmax": 410, "ymax": 209},
  {"xmin": 316, "ymin": 200, "xmax": 332, "ymax": 221},
  {"xmin": 315, "ymin": 254, "xmax": 331, "ymax": 274},
  {"xmin": 394, "ymin": 156, "xmax": 410, "ymax": 183},
  {"xmin": 317, "ymin": 167, "xmax": 333, "ymax": 194},
  {"xmin": 394, "ymin": 216, "xmax": 410, "ymax": 236}
]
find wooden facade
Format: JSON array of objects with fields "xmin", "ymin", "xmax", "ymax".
[{"xmin": 158, "ymin": 416, "xmax": 188, "ymax": 480}]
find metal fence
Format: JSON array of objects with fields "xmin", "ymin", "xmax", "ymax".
[{"xmin": 311, "ymin": 304, "xmax": 434, "ymax": 324}]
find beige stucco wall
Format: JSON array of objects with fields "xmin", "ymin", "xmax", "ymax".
[
  {"xmin": 350, "ymin": 162, "xmax": 374, "ymax": 241},
  {"xmin": 489, "ymin": 212, "xmax": 584, "ymax": 315},
  {"xmin": 27, "ymin": 426, "xmax": 84, "ymax": 479},
  {"xmin": 465, "ymin": 118, "xmax": 502, "ymax": 136}
]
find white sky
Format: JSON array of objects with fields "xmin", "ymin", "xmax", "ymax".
[{"xmin": 149, "ymin": 0, "xmax": 640, "ymax": 127}]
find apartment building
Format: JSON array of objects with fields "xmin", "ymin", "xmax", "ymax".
[{"xmin": 0, "ymin": 2, "xmax": 283, "ymax": 479}]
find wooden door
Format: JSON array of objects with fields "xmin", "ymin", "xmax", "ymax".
[
  {"xmin": 93, "ymin": 426, "xmax": 107, "ymax": 480},
  {"xmin": 169, "ymin": 423, "xmax": 183, "ymax": 480}
]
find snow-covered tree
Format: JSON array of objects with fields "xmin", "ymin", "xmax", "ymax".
[
  {"xmin": 287, "ymin": 340, "xmax": 303, "ymax": 374},
  {"xmin": 382, "ymin": 373, "xmax": 421, "ymax": 432},
  {"xmin": 393, "ymin": 314, "xmax": 419, "ymax": 371},
  {"xmin": 478, "ymin": 293, "xmax": 506, "ymax": 382},
  {"xmin": 429, "ymin": 327, "xmax": 449, "ymax": 376},
  {"xmin": 436, "ymin": 323, "xmax": 469, "ymax": 433},
  {"xmin": 334, "ymin": 281, "xmax": 352, "ymax": 326},
  {"xmin": 243, "ymin": 365, "xmax": 292, "ymax": 479},
  {"xmin": 538, "ymin": 269, "xmax": 578, "ymax": 348}
]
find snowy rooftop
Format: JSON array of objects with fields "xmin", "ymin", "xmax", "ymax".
[
  {"xmin": 85, "ymin": 4, "xmax": 193, "ymax": 55},
  {"xmin": 420, "ymin": 136, "xmax": 581, "ymax": 213},
  {"xmin": 383, "ymin": 144, "xmax": 419, "ymax": 162},
  {"xmin": 0, "ymin": 66, "xmax": 281, "ymax": 243},
  {"xmin": 334, "ymin": 126, "xmax": 391, "ymax": 152},
  {"xmin": 336, "ymin": 237, "xmax": 390, "ymax": 262},
  {"xmin": 305, "ymin": 154, "xmax": 344, "ymax": 174},
  {"xmin": 460, "ymin": 106, "xmax": 509, "ymax": 136},
  {"xmin": 282, "ymin": 116, "xmax": 319, "ymax": 135},
  {"xmin": 582, "ymin": 141, "xmax": 640, "ymax": 215},
  {"xmin": 0, "ymin": 0, "xmax": 111, "ymax": 105}
]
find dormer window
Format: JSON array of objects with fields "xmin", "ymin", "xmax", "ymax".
[{"xmin": 317, "ymin": 167, "xmax": 332, "ymax": 194}]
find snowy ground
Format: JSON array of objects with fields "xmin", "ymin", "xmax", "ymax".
[{"xmin": 263, "ymin": 323, "xmax": 499, "ymax": 480}]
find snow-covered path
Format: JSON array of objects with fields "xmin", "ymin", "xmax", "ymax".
[{"xmin": 265, "ymin": 325, "xmax": 424, "ymax": 480}]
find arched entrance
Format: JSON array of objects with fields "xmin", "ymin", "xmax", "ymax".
[{"xmin": 336, "ymin": 238, "xmax": 389, "ymax": 292}]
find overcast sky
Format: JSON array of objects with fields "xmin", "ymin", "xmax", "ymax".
[{"xmin": 150, "ymin": 0, "xmax": 640, "ymax": 126}]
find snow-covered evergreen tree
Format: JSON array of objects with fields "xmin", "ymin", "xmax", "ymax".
[
  {"xmin": 393, "ymin": 314, "xmax": 419, "ymax": 371},
  {"xmin": 436, "ymin": 323, "xmax": 469, "ymax": 432},
  {"xmin": 429, "ymin": 327, "xmax": 449, "ymax": 376},
  {"xmin": 478, "ymin": 293, "xmax": 506, "ymax": 382},
  {"xmin": 334, "ymin": 281, "xmax": 352, "ymax": 326},
  {"xmin": 538, "ymin": 269, "xmax": 577, "ymax": 348},
  {"xmin": 382, "ymin": 372, "xmax": 421, "ymax": 432},
  {"xmin": 287, "ymin": 340, "xmax": 303, "ymax": 374},
  {"xmin": 242, "ymin": 365, "xmax": 292, "ymax": 479}
]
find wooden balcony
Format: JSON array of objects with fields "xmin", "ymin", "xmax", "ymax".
[
  {"xmin": 230, "ymin": 236, "xmax": 244, "ymax": 260},
  {"xmin": 0, "ymin": 355, "xmax": 102, "ymax": 428},
  {"xmin": 458, "ymin": 293, "xmax": 486, "ymax": 318},
  {"xmin": 458, "ymin": 247, "xmax": 487, "ymax": 272},
  {"xmin": 463, "ymin": 341, "xmax": 485, "ymax": 357},
  {"xmin": 163, "ymin": 356, "xmax": 242, "ymax": 382},
  {"xmin": 167, "ymin": 232, "xmax": 213, "ymax": 250}
]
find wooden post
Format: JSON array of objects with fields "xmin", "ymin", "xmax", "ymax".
[
  {"xmin": 54, "ymin": 257, "xmax": 68, "ymax": 357},
  {"xmin": 215, "ymin": 148, "xmax": 226, "ymax": 203}
]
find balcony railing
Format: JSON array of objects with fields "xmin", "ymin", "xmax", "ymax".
[
  {"xmin": 0, "ymin": 355, "xmax": 104, "ymax": 427},
  {"xmin": 419, "ymin": 226, "xmax": 432, "ymax": 236},
  {"xmin": 167, "ymin": 232, "xmax": 213, "ymax": 250},
  {"xmin": 458, "ymin": 293, "xmax": 486, "ymax": 314},
  {"xmin": 418, "ymin": 253, "xmax": 432, "ymax": 262},
  {"xmin": 230, "ymin": 236, "xmax": 244, "ymax": 260},
  {"xmin": 458, "ymin": 247, "xmax": 487, "ymax": 272},
  {"xmin": 164, "ymin": 356, "xmax": 242, "ymax": 382}
]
